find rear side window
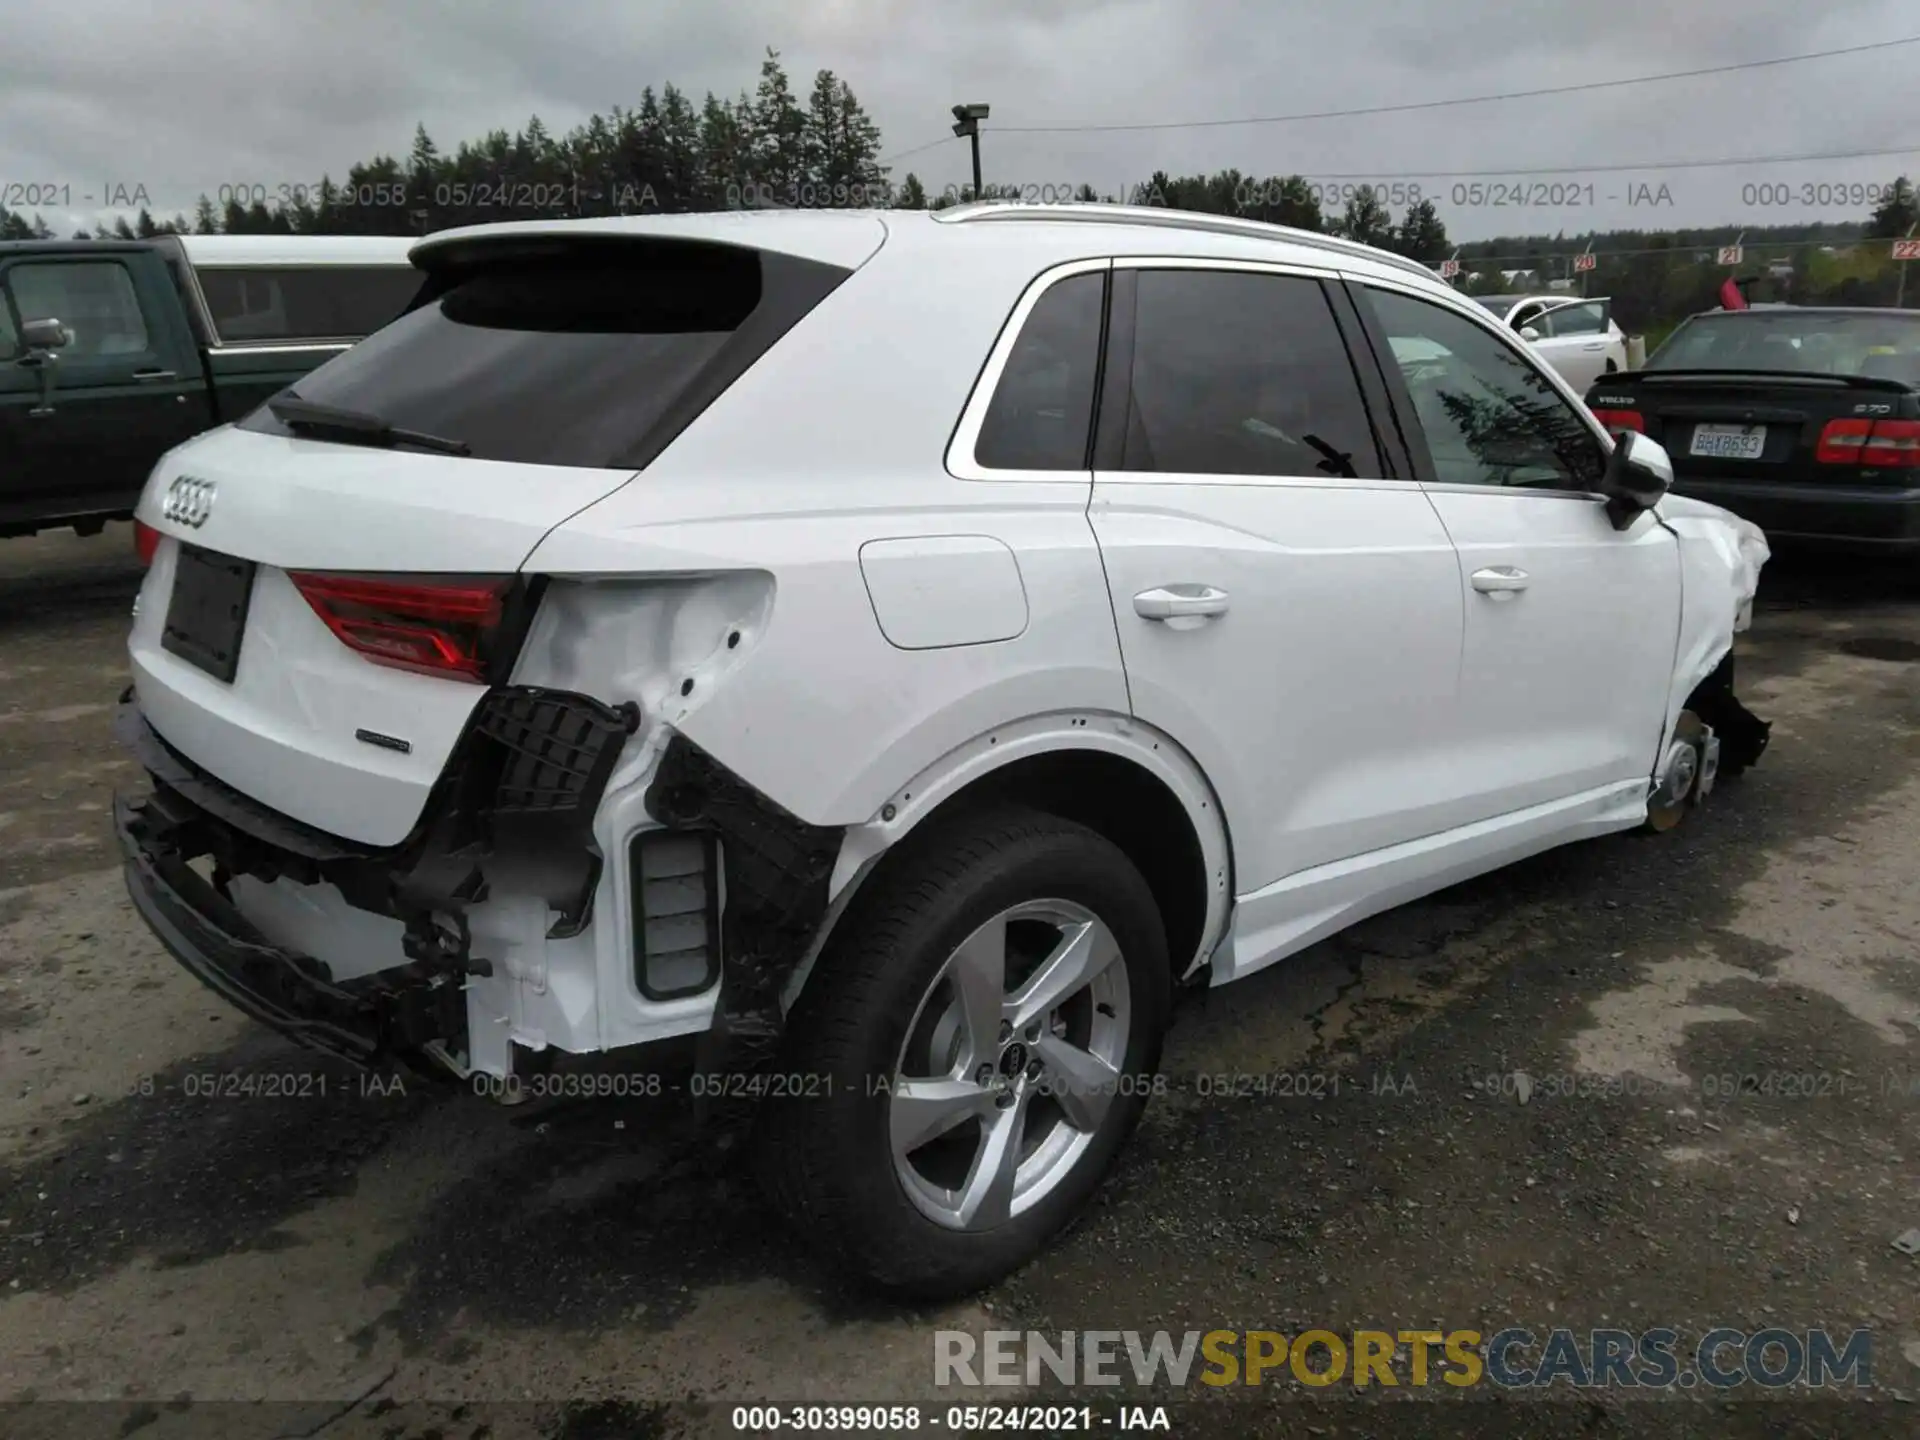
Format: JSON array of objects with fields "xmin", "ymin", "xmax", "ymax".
[
  {"xmin": 974, "ymin": 271, "xmax": 1105, "ymax": 470},
  {"xmin": 1120, "ymin": 269, "xmax": 1382, "ymax": 479},
  {"xmin": 239, "ymin": 242, "xmax": 851, "ymax": 469},
  {"xmin": 197, "ymin": 266, "xmax": 423, "ymax": 343}
]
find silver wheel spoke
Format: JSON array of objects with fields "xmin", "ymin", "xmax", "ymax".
[
  {"xmin": 956, "ymin": 1101, "xmax": 1025, "ymax": 1228},
  {"xmin": 1008, "ymin": 919, "xmax": 1118, "ymax": 1030},
  {"xmin": 891, "ymin": 897, "xmax": 1133, "ymax": 1233},
  {"xmin": 1035, "ymin": 1034, "xmax": 1119, "ymax": 1132},
  {"xmin": 891, "ymin": 1077, "xmax": 990, "ymax": 1157},
  {"xmin": 949, "ymin": 914, "xmax": 1008, "ymax": 1067}
]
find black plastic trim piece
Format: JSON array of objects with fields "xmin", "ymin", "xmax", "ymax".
[
  {"xmin": 642, "ymin": 733, "xmax": 843, "ymax": 1127},
  {"xmin": 630, "ymin": 830, "xmax": 725, "ymax": 1002}
]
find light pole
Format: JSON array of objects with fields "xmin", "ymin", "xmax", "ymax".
[{"xmin": 951, "ymin": 103, "xmax": 989, "ymax": 200}]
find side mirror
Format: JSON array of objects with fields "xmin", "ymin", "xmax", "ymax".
[
  {"xmin": 1518, "ymin": 324, "xmax": 1543, "ymax": 342},
  {"xmin": 21, "ymin": 318, "xmax": 72, "ymax": 352},
  {"xmin": 1600, "ymin": 430, "xmax": 1672, "ymax": 530}
]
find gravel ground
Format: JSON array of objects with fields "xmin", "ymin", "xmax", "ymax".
[{"xmin": 0, "ymin": 525, "xmax": 1916, "ymax": 1440}]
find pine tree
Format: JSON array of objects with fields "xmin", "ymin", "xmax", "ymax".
[
  {"xmin": 749, "ymin": 50, "xmax": 808, "ymax": 196},
  {"xmin": 193, "ymin": 195, "xmax": 220, "ymax": 234},
  {"xmin": 134, "ymin": 207, "xmax": 159, "ymax": 238},
  {"xmin": 1395, "ymin": 198, "xmax": 1450, "ymax": 262},
  {"xmin": 1335, "ymin": 187, "xmax": 1394, "ymax": 248},
  {"xmin": 1867, "ymin": 176, "xmax": 1917, "ymax": 239},
  {"xmin": 898, "ymin": 173, "xmax": 929, "ymax": 209}
]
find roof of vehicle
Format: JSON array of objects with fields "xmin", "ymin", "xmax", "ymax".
[
  {"xmin": 1694, "ymin": 305, "xmax": 1918, "ymax": 317},
  {"xmin": 0, "ymin": 239, "xmax": 152, "ymax": 257},
  {"xmin": 170, "ymin": 234, "xmax": 418, "ymax": 267},
  {"xmin": 409, "ymin": 202, "xmax": 1456, "ymax": 293}
]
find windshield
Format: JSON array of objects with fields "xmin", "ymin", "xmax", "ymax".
[{"xmin": 1647, "ymin": 311, "xmax": 1920, "ymax": 383}]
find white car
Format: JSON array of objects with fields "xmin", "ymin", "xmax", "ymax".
[
  {"xmin": 1474, "ymin": 292, "xmax": 1629, "ymax": 390},
  {"xmin": 115, "ymin": 203, "xmax": 1770, "ymax": 1297}
]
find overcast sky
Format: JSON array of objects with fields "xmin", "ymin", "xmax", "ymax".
[{"xmin": 4, "ymin": 0, "xmax": 1917, "ymax": 245}]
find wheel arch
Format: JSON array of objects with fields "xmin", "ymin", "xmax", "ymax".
[{"xmin": 783, "ymin": 713, "xmax": 1234, "ymax": 1010}]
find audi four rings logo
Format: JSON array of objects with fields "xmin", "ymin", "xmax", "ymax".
[{"xmin": 162, "ymin": 475, "xmax": 216, "ymax": 528}]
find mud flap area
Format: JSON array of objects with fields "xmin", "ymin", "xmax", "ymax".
[
  {"xmin": 1647, "ymin": 652, "xmax": 1771, "ymax": 832},
  {"xmin": 643, "ymin": 734, "xmax": 844, "ymax": 1138},
  {"xmin": 1686, "ymin": 652, "xmax": 1772, "ymax": 777}
]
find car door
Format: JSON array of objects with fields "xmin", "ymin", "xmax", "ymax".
[
  {"xmin": 1349, "ymin": 279, "xmax": 1680, "ymax": 824},
  {"xmin": 0, "ymin": 252, "xmax": 204, "ymax": 530},
  {"xmin": 1527, "ymin": 298, "xmax": 1616, "ymax": 390},
  {"xmin": 1087, "ymin": 261, "xmax": 1467, "ymax": 903}
]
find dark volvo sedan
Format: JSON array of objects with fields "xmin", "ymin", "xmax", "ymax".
[{"xmin": 1585, "ymin": 307, "xmax": 1920, "ymax": 555}]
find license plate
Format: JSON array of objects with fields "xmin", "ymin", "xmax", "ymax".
[
  {"xmin": 161, "ymin": 544, "xmax": 256, "ymax": 683},
  {"xmin": 1689, "ymin": 423, "xmax": 1767, "ymax": 461}
]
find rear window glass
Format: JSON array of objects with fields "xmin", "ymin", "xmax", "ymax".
[
  {"xmin": 238, "ymin": 244, "xmax": 850, "ymax": 469},
  {"xmin": 1649, "ymin": 312, "xmax": 1920, "ymax": 383},
  {"xmin": 198, "ymin": 265, "xmax": 423, "ymax": 343}
]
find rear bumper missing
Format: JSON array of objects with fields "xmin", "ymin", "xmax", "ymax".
[
  {"xmin": 114, "ymin": 790, "xmax": 449, "ymax": 1066},
  {"xmin": 112, "ymin": 686, "xmax": 640, "ymax": 1069}
]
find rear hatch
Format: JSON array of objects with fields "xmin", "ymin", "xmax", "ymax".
[
  {"xmin": 130, "ymin": 218, "xmax": 878, "ymax": 845},
  {"xmin": 1585, "ymin": 309, "xmax": 1920, "ymax": 537}
]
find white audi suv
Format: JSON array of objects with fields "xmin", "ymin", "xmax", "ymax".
[{"xmin": 116, "ymin": 202, "xmax": 1771, "ymax": 1296}]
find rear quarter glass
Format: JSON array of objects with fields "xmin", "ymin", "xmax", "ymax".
[{"xmin": 237, "ymin": 241, "xmax": 853, "ymax": 469}]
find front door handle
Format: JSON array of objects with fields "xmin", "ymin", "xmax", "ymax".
[
  {"xmin": 1471, "ymin": 565, "xmax": 1530, "ymax": 598},
  {"xmin": 1134, "ymin": 584, "xmax": 1230, "ymax": 622},
  {"xmin": 132, "ymin": 368, "xmax": 178, "ymax": 382},
  {"xmin": 1581, "ymin": 342, "xmax": 1606, "ymax": 352}
]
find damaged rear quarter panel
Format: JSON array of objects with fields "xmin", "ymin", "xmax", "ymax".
[{"xmin": 1658, "ymin": 494, "xmax": 1771, "ymax": 742}]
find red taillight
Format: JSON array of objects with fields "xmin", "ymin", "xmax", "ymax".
[
  {"xmin": 1589, "ymin": 407, "xmax": 1644, "ymax": 435},
  {"xmin": 134, "ymin": 519, "xmax": 161, "ymax": 566},
  {"xmin": 1816, "ymin": 418, "xmax": 1871, "ymax": 464},
  {"xmin": 1817, "ymin": 417, "xmax": 1920, "ymax": 468},
  {"xmin": 289, "ymin": 572, "xmax": 513, "ymax": 682}
]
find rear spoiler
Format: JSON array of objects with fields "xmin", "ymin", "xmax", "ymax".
[{"xmin": 1603, "ymin": 368, "xmax": 1914, "ymax": 394}]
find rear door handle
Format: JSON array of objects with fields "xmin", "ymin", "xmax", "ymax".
[
  {"xmin": 1471, "ymin": 565, "xmax": 1530, "ymax": 597},
  {"xmin": 133, "ymin": 369, "xmax": 178, "ymax": 382},
  {"xmin": 1581, "ymin": 342, "xmax": 1606, "ymax": 352},
  {"xmin": 1134, "ymin": 584, "xmax": 1230, "ymax": 621}
]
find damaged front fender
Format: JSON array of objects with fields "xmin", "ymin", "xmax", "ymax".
[{"xmin": 1658, "ymin": 495, "xmax": 1771, "ymax": 746}]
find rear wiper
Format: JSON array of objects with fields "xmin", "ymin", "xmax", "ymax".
[{"xmin": 267, "ymin": 394, "xmax": 470, "ymax": 456}]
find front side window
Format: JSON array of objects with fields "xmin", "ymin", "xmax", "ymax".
[
  {"xmin": 1121, "ymin": 269, "xmax": 1382, "ymax": 479},
  {"xmin": 197, "ymin": 265, "xmax": 424, "ymax": 343},
  {"xmin": 1545, "ymin": 301, "xmax": 1608, "ymax": 337},
  {"xmin": 1365, "ymin": 287, "xmax": 1604, "ymax": 490},
  {"xmin": 6, "ymin": 260, "xmax": 151, "ymax": 359},
  {"xmin": 974, "ymin": 270, "xmax": 1104, "ymax": 470}
]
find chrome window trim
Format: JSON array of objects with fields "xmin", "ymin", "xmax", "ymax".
[{"xmin": 206, "ymin": 342, "xmax": 354, "ymax": 358}]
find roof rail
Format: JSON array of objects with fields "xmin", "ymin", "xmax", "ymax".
[{"xmin": 930, "ymin": 200, "xmax": 1439, "ymax": 281}]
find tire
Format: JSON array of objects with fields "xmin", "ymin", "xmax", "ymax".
[{"xmin": 758, "ymin": 804, "xmax": 1171, "ymax": 1298}]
